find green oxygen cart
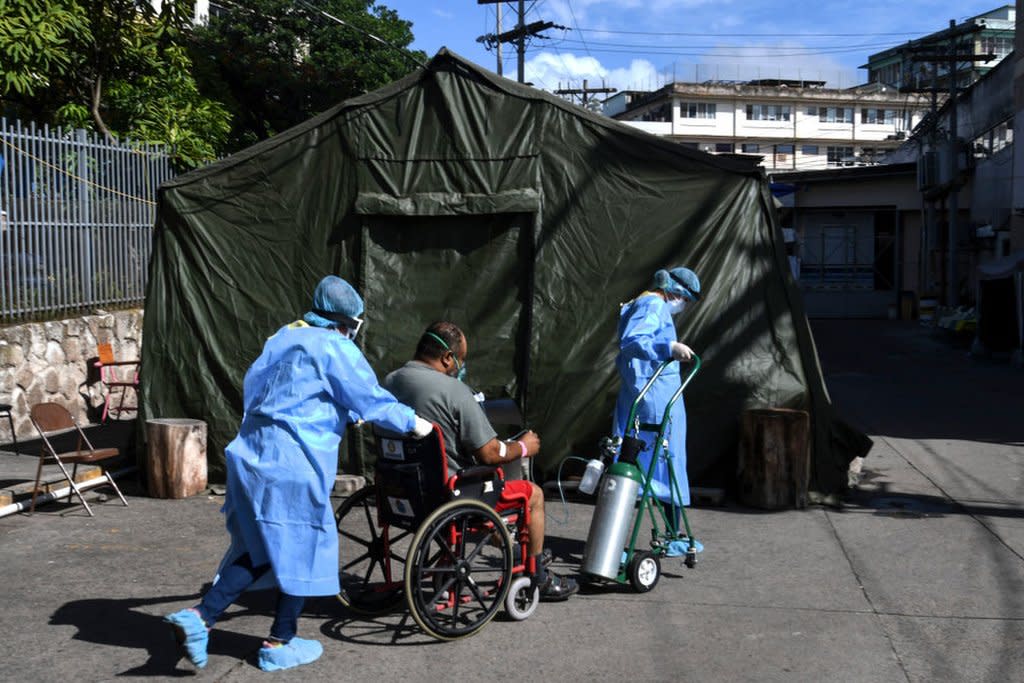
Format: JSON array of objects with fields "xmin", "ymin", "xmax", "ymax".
[{"xmin": 580, "ymin": 355, "xmax": 701, "ymax": 592}]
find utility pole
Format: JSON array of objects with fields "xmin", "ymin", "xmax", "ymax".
[
  {"xmin": 554, "ymin": 80, "xmax": 617, "ymax": 108},
  {"xmin": 907, "ymin": 20, "xmax": 994, "ymax": 306},
  {"xmin": 476, "ymin": 1, "xmax": 565, "ymax": 83}
]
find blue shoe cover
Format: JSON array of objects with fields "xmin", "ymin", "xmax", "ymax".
[
  {"xmin": 164, "ymin": 608, "xmax": 208, "ymax": 669},
  {"xmin": 665, "ymin": 539, "xmax": 704, "ymax": 557},
  {"xmin": 258, "ymin": 637, "xmax": 323, "ymax": 672}
]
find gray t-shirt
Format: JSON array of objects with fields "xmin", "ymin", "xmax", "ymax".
[{"xmin": 383, "ymin": 360, "xmax": 497, "ymax": 473}]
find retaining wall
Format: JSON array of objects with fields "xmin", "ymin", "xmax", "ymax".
[{"xmin": 0, "ymin": 309, "xmax": 143, "ymax": 443}]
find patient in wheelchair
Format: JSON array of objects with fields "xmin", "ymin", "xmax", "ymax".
[{"xmin": 384, "ymin": 321, "xmax": 578, "ymax": 601}]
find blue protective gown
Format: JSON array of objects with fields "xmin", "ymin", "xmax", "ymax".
[
  {"xmin": 220, "ymin": 322, "xmax": 416, "ymax": 597},
  {"xmin": 613, "ymin": 293, "xmax": 690, "ymax": 505}
]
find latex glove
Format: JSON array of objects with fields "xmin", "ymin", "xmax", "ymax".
[
  {"xmin": 670, "ymin": 341, "xmax": 694, "ymax": 361},
  {"xmin": 411, "ymin": 416, "xmax": 434, "ymax": 438}
]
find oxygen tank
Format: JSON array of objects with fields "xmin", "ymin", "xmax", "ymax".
[{"xmin": 581, "ymin": 461, "xmax": 643, "ymax": 579}]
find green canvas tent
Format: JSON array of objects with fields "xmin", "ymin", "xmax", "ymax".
[{"xmin": 142, "ymin": 49, "xmax": 869, "ymax": 497}]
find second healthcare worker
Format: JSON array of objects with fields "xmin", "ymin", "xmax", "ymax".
[
  {"xmin": 164, "ymin": 275, "xmax": 432, "ymax": 672},
  {"xmin": 613, "ymin": 266, "xmax": 701, "ymax": 513}
]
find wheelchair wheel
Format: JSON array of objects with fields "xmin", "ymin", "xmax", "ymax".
[
  {"xmin": 405, "ymin": 499, "xmax": 513, "ymax": 640},
  {"xmin": 628, "ymin": 550, "xmax": 661, "ymax": 593},
  {"xmin": 504, "ymin": 575, "xmax": 539, "ymax": 621},
  {"xmin": 335, "ymin": 486, "xmax": 411, "ymax": 614}
]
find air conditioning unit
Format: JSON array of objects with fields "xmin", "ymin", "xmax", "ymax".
[{"xmin": 917, "ymin": 151, "xmax": 938, "ymax": 190}]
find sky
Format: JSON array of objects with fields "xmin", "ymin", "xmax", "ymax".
[{"xmin": 378, "ymin": 1, "xmax": 1012, "ymax": 91}]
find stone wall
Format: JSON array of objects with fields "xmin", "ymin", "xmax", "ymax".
[{"xmin": 0, "ymin": 309, "xmax": 143, "ymax": 443}]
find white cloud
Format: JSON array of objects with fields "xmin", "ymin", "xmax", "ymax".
[
  {"xmin": 524, "ymin": 52, "xmax": 665, "ymax": 92},
  {"xmin": 525, "ymin": 40, "xmax": 863, "ymax": 93},
  {"xmin": 432, "ymin": 8, "xmax": 453, "ymax": 20}
]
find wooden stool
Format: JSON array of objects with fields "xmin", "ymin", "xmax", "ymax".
[
  {"xmin": 737, "ymin": 408, "xmax": 810, "ymax": 510},
  {"xmin": 146, "ymin": 418, "xmax": 207, "ymax": 498}
]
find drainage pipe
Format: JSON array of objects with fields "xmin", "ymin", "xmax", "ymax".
[{"xmin": 0, "ymin": 466, "xmax": 136, "ymax": 518}]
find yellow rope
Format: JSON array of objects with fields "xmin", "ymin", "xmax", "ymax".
[{"xmin": 0, "ymin": 135, "xmax": 164, "ymax": 206}]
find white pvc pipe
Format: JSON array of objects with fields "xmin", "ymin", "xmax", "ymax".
[{"xmin": 0, "ymin": 466, "xmax": 135, "ymax": 519}]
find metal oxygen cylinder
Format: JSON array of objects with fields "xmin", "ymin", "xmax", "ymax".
[{"xmin": 581, "ymin": 461, "xmax": 643, "ymax": 579}]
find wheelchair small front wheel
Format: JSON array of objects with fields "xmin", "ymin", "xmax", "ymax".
[
  {"xmin": 405, "ymin": 498, "xmax": 513, "ymax": 640},
  {"xmin": 505, "ymin": 575, "xmax": 540, "ymax": 621}
]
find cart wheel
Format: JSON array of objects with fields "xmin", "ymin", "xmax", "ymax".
[
  {"xmin": 334, "ymin": 486, "xmax": 410, "ymax": 614},
  {"xmin": 406, "ymin": 499, "xmax": 513, "ymax": 640},
  {"xmin": 628, "ymin": 551, "xmax": 661, "ymax": 593},
  {"xmin": 505, "ymin": 575, "xmax": 540, "ymax": 621},
  {"xmin": 685, "ymin": 548, "xmax": 697, "ymax": 569}
]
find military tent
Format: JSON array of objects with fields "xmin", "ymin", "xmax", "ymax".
[{"xmin": 142, "ymin": 50, "xmax": 869, "ymax": 498}]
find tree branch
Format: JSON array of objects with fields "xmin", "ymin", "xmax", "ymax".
[{"xmin": 90, "ymin": 74, "xmax": 116, "ymax": 142}]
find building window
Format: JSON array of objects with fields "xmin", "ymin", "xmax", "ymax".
[
  {"xmin": 800, "ymin": 224, "xmax": 874, "ymax": 289},
  {"xmin": 861, "ymin": 108, "xmax": 896, "ymax": 125},
  {"xmin": 801, "ymin": 145, "xmax": 819, "ymax": 155},
  {"xmin": 715, "ymin": 143, "xmax": 734, "ymax": 153},
  {"xmin": 859, "ymin": 147, "xmax": 883, "ymax": 164},
  {"xmin": 640, "ymin": 103, "xmax": 672, "ymax": 122},
  {"xmin": 776, "ymin": 144, "xmax": 794, "ymax": 154},
  {"xmin": 680, "ymin": 102, "xmax": 716, "ymax": 119},
  {"xmin": 746, "ymin": 104, "xmax": 791, "ymax": 121},
  {"xmin": 827, "ymin": 146, "xmax": 855, "ymax": 166},
  {"xmin": 806, "ymin": 106, "xmax": 817, "ymax": 116},
  {"xmin": 818, "ymin": 107, "xmax": 853, "ymax": 124},
  {"xmin": 980, "ymin": 36, "xmax": 1013, "ymax": 59},
  {"xmin": 741, "ymin": 143, "xmax": 760, "ymax": 153}
]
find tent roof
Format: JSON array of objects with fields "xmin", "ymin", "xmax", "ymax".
[{"xmin": 164, "ymin": 48, "xmax": 760, "ymax": 191}]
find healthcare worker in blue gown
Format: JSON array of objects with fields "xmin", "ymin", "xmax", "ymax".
[
  {"xmin": 164, "ymin": 275, "xmax": 433, "ymax": 673},
  {"xmin": 613, "ymin": 266, "xmax": 701, "ymax": 517}
]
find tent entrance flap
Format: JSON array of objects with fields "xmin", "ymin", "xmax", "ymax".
[{"xmin": 359, "ymin": 213, "xmax": 534, "ymax": 403}]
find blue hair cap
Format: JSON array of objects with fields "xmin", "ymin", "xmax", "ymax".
[
  {"xmin": 303, "ymin": 275, "xmax": 364, "ymax": 329},
  {"xmin": 652, "ymin": 267, "xmax": 701, "ymax": 300}
]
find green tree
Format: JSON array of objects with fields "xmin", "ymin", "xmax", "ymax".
[
  {"xmin": 0, "ymin": 0, "xmax": 88, "ymax": 99},
  {"xmin": 0, "ymin": 0, "xmax": 230, "ymax": 167},
  {"xmin": 190, "ymin": 0, "xmax": 426, "ymax": 152}
]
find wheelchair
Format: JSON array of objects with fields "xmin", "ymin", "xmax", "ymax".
[{"xmin": 334, "ymin": 423, "xmax": 540, "ymax": 640}]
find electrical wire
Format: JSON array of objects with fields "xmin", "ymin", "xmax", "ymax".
[
  {"xmin": 553, "ymin": 37, "xmax": 909, "ymax": 53},
  {"xmin": 295, "ymin": 0, "xmax": 426, "ymax": 68},
  {"xmin": 572, "ymin": 27, "xmax": 1009, "ymax": 38}
]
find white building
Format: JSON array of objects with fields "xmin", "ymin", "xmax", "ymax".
[
  {"xmin": 607, "ymin": 80, "xmax": 931, "ymax": 172},
  {"xmin": 862, "ymin": 5, "xmax": 1015, "ymax": 91}
]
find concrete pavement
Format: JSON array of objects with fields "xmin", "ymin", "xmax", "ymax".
[{"xmin": 0, "ymin": 319, "xmax": 1021, "ymax": 682}]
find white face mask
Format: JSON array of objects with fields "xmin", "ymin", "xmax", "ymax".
[{"xmin": 667, "ymin": 298, "xmax": 687, "ymax": 315}]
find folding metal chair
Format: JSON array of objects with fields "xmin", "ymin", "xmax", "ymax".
[
  {"xmin": 95, "ymin": 342, "xmax": 140, "ymax": 423},
  {"xmin": 29, "ymin": 403, "xmax": 128, "ymax": 516},
  {"xmin": 0, "ymin": 402, "xmax": 17, "ymax": 454}
]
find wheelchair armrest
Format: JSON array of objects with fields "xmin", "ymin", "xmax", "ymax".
[{"xmin": 452, "ymin": 465, "xmax": 503, "ymax": 485}]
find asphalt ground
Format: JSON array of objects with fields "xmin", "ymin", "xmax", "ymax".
[{"xmin": 1, "ymin": 319, "xmax": 1021, "ymax": 682}]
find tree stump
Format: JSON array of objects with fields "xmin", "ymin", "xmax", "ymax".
[
  {"xmin": 737, "ymin": 408, "xmax": 810, "ymax": 510},
  {"xmin": 146, "ymin": 418, "xmax": 208, "ymax": 499}
]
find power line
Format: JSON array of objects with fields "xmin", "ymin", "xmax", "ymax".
[
  {"xmin": 554, "ymin": 38, "xmax": 905, "ymax": 53},
  {"xmin": 295, "ymin": 0, "xmax": 426, "ymax": 68},
  {"xmin": 571, "ymin": 27, "xmax": 995, "ymax": 37},
  {"xmin": 543, "ymin": 44, "xmax": 920, "ymax": 58},
  {"xmin": 564, "ymin": 0, "xmax": 592, "ymax": 61}
]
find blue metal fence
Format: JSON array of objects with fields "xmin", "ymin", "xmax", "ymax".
[{"xmin": 0, "ymin": 118, "xmax": 174, "ymax": 323}]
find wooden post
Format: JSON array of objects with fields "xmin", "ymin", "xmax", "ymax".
[
  {"xmin": 737, "ymin": 408, "xmax": 810, "ymax": 509},
  {"xmin": 146, "ymin": 418, "xmax": 207, "ymax": 499}
]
